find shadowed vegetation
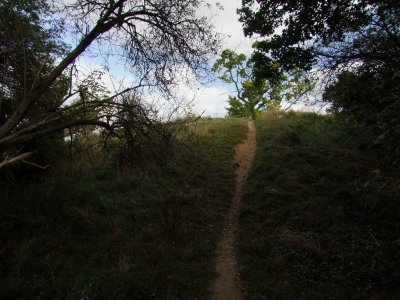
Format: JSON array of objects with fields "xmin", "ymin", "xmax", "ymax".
[
  {"xmin": 238, "ymin": 110, "xmax": 400, "ymax": 299},
  {"xmin": 0, "ymin": 118, "xmax": 246, "ymax": 299}
]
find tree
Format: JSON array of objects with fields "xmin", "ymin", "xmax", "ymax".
[
  {"xmin": 277, "ymin": 68, "xmax": 315, "ymax": 112},
  {"xmin": 213, "ymin": 49, "xmax": 313, "ymax": 119},
  {"xmin": 239, "ymin": 1, "xmax": 400, "ymax": 162},
  {"xmin": 0, "ymin": 0, "xmax": 71, "ymax": 167},
  {"xmin": 212, "ymin": 49, "xmax": 280, "ymax": 119},
  {"xmin": 0, "ymin": 0, "xmax": 220, "ymax": 169},
  {"xmin": 238, "ymin": 0, "xmax": 400, "ymax": 77},
  {"xmin": 323, "ymin": 68, "xmax": 400, "ymax": 164}
]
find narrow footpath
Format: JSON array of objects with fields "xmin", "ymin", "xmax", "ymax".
[{"xmin": 211, "ymin": 121, "xmax": 257, "ymax": 300}]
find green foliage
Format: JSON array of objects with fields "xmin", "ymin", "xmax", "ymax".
[
  {"xmin": 238, "ymin": 0, "xmax": 400, "ymax": 162},
  {"xmin": 238, "ymin": 110, "xmax": 400, "ymax": 299},
  {"xmin": 0, "ymin": 0, "xmax": 220, "ymax": 170},
  {"xmin": 275, "ymin": 68, "xmax": 315, "ymax": 111},
  {"xmin": 0, "ymin": 0, "xmax": 67, "ymax": 115},
  {"xmin": 0, "ymin": 0, "xmax": 69, "ymax": 166},
  {"xmin": 0, "ymin": 118, "xmax": 247, "ymax": 299},
  {"xmin": 324, "ymin": 68, "xmax": 400, "ymax": 165},
  {"xmin": 213, "ymin": 49, "xmax": 277, "ymax": 119},
  {"xmin": 213, "ymin": 50, "xmax": 312, "ymax": 119},
  {"xmin": 239, "ymin": 0, "xmax": 400, "ymax": 76},
  {"xmin": 226, "ymin": 95, "xmax": 260, "ymax": 119}
]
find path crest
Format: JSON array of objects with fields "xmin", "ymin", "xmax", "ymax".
[{"xmin": 211, "ymin": 121, "xmax": 257, "ymax": 300}]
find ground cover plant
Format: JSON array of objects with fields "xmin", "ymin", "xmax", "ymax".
[
  {"xmin": 0, "ymin": 118, "xmax": 246, "ymax": 299},
  {"xmin": 238, "ymin": 110, "xmax": 400, "ymax": 299}
]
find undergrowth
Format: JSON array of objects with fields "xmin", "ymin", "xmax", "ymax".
[
  {"xmin": 238, "ymin": 110, "xmax": 400, "ymax": 299},
  {"xmin": 0, "ymin": 118, "xmax": 247, "ymax": 299}
]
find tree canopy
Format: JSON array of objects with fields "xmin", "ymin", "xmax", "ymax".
[
  {"xmin": 212, "ymin": 49, "xmax": 279, "ymax": 119},
  {"xmin": 213, "ymin": 49, "xmax": 313, "ymax": 119},
  {"xmin": 0, "ymin": 0, "xmax": 220, "ymax": 169},
  {"xmin": 238, "ymin": 0, "xmax": 400, "ymax": 77},
  {"xmin": 239, "ymin": 0, "xmax": 400, "ymax": 163}
]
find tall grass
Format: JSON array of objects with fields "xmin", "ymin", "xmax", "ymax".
[
  {"xmin": 238, "ymin": 110, "xmax": 400, "ymax": 299},
  {"xmin": 0, "ymin": 118, "xmax": 247, "ymax": 299}
]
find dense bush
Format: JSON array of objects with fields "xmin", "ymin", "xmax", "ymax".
[{"xmin": 324, "ymin": 68, "xmax": 400, "ymax": 166}]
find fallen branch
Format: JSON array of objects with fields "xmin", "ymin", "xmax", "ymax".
[
  {"xmin": 21, "ymin": 160, "xmax": 50, "ymax": 170},
  {"xmin": 0, "ymin": 152, "xmax": 32, "ymax": 170}
]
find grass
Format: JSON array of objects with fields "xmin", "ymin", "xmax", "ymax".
[
  {"xmin": 0, "ymin": 118, "xmax": 247, "ymax": 299},
  {"xmin": 238, "ymin": 110, "xmax": 400, "ymax": 299}
]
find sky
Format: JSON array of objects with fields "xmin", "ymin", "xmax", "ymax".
[
  {"xmin": 189, "ymin": 0, "xmax": 256, "ymax": 117},
  {"xmin": 182, "ymin": 0, "xmax": 326, "ymax": 115},
  {"xmin": 75, "ymin": 0, "xmax": 256, "ymax": 118},
  {"xmin": 74, "ymin": 1, "xmax": 322, "ymax": 117},
  {"xmin": 190, "ymin": 1, "xmax": 324, "ymax": 116}
]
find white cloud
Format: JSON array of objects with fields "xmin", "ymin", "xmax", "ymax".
[
  {"xmin": 182, "ymin": 0, "xmax": 253, "ymax": 117},
  {"xmin": 192, "ymin": 86, "xmax": 230, "ymax": 117},
  {"xmin": 68, "ymin": 1, "xmax": 253, "ymax": 118},
  {"xmin": 172, "ymin": 80, "xmax": 230, "ymax": 117},
  {"xmin": 200, "ymin": 0, "xmax": 255, "ymax": 55}
]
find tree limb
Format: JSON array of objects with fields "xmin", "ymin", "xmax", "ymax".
[{"xmin": 0, "ymin": 152, "xmax": 32, "ymax": 170}]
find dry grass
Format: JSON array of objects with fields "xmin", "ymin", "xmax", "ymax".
[{"xmin": 0, "ymin": 118, "xmax": 247, "ymax": 299}]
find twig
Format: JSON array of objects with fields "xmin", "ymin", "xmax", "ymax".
[
  {"xmin": 369, "ymin": 233, "xmax": 381, "ymax": 247},
  {"xmin": 0, "ymin": 152, "xmax": 32, "ymax": 169},
  {"xmin": 22, "ymin": 160, "xmax": 50, "ymax": 170}
]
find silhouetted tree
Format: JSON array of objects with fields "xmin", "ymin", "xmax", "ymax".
[
  {"xmin": 238, "ymin": 0, "xmax": 400, "ymax": 77},
  {"xmin": 239, "ymin": 1, "xmax": 400, "ymax": 163}
]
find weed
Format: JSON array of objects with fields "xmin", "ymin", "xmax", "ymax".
[
  {"xmin": 0, "ymin": 118, "xmax": 247, "ymax": 299},
  {"xmin": 238, "ymin": 110, "xmax": 400, "ymax": 299}
]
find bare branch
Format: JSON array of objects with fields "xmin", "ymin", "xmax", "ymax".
[
  {"xmin": 21, "ymin": 160, "xmax": 50, "ymax": 170},
  {"xmin": 0, "ymin": 152, "xmax": 32, "ymax": 170}
]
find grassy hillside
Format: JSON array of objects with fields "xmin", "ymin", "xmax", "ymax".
[
  {"xmin": 238, "ymin": 111, "xmax": 400, "ymax": 299},
  {"xmin": 0, "ymin": 118, "xmax": 247, "ymax": 299}
]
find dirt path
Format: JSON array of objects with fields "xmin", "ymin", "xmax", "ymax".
[{"xmin": 211, "ymin": 121, "xmax": 257, "ymax": 300}]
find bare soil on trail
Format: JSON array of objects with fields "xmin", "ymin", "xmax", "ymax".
[{"xmin": 211, "ymin": 121, "xmax": 257, "ymax": 300}]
